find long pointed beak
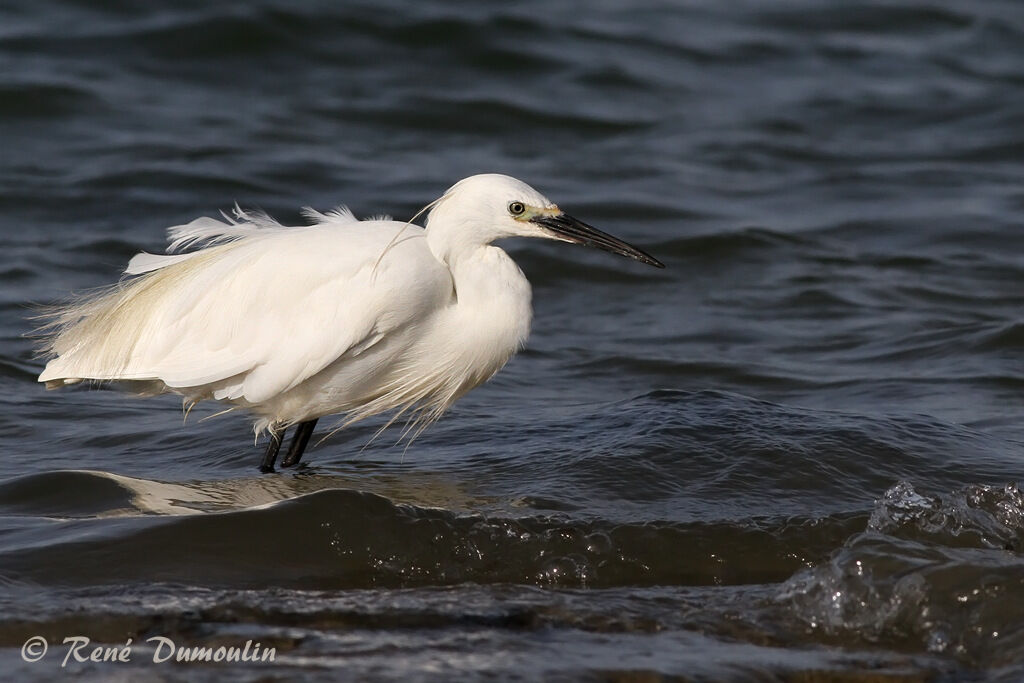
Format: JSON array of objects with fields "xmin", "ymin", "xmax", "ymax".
[{"xmin": 530, "ymin": 213, "xmax": 665, "ymax": 268}]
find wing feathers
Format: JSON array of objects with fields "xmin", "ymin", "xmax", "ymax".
[{"xmin": 38, "ymin": 212, "xmax": 452, "ymax": 418}]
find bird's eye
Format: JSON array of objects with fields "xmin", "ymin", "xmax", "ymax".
[{"xmin": 507, "ymin": 202, "xmax": 526, "ymax": 216}]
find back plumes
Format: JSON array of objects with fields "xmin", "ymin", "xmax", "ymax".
[{"xmin": 37, "ymin": 245, "xmax": 235, "ymax": 389}]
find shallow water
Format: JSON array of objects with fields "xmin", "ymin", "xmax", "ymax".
[{"xmin": 2, "ymin": 0, "xmax": 1024, "ymax": 680}]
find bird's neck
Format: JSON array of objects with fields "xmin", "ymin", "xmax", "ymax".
[
  {"xmin": 424, "ymin": 210, "xmax": 532, "ymax": 345},
  {"xmin": 439, "ymin": 243, "xmax": 533, "ymax": 348}
]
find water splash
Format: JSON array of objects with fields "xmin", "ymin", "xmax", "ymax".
[{"xmin": 778, "ymin": 481, "xmax": 1024, "ymax": 667}]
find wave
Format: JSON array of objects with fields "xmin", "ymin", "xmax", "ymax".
[{"xmin": 0, "ymin": 480, "xmax": 860, "ymax": 590}]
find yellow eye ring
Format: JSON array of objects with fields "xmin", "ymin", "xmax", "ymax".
[{"xmin": 508, "ymin": 201, "xmax": 526, "ymax": 216}]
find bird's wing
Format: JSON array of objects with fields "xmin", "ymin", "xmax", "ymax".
[{"xmin": 39, "ymin": 215, "xmax": 452, "ymax": 406}]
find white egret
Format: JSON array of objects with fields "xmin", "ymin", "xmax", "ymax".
[{"xmin": 37, "ymin": 174, "xmax": 663, "ymax": 471}]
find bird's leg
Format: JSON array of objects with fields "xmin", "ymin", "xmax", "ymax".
[
  {"xmin": 281, "ymin": 419, "xmax": 318, "ymax": 468},
  {"xmin": 259, "ymin": 425, "xmax": 286, "ymax": 473}
]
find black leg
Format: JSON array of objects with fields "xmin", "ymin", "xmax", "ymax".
[
  {"xmin": 281, "ymin": 419, "xmax": 318, "ymax": 468},
  {"xmin": 259, "ymin": 426, "xmax": 285, "ymax": 473}
]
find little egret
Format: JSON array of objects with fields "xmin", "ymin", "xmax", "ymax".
[{"xmin": 37, "ymin": 174, "xmax": 664, "ymax": 471}]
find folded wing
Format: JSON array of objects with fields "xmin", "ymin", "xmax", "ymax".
[{"xmin": 38, "ymin": 212, "xmax": 451, "ymax": 406}]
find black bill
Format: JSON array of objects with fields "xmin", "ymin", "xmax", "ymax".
[{"xmin": 530, "ymin": 213, "xmax": 665, "ymax": 268}]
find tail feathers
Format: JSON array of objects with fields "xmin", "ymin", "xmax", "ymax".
[{"xmin": 42, "ymin": 376, "xmax": 82, "ymax": 389}]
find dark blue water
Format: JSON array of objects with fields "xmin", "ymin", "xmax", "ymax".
[{"xmin": 2, "ymin": 1, "xmax": 1023, "ymax": 680}]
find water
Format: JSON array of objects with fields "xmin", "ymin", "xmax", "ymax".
[{"xmin": 1, "ymin": 0, "xmax": 1023, "ymax": 679}]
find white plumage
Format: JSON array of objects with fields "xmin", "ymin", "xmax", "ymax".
[{"xmin": 37, "ymin": 174, "xmax": 663, "ymax": 468}]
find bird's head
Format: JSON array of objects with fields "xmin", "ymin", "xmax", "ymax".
[{"xmin": 426, "ymin": 174, "xmax": 664, "ymax": 268}]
